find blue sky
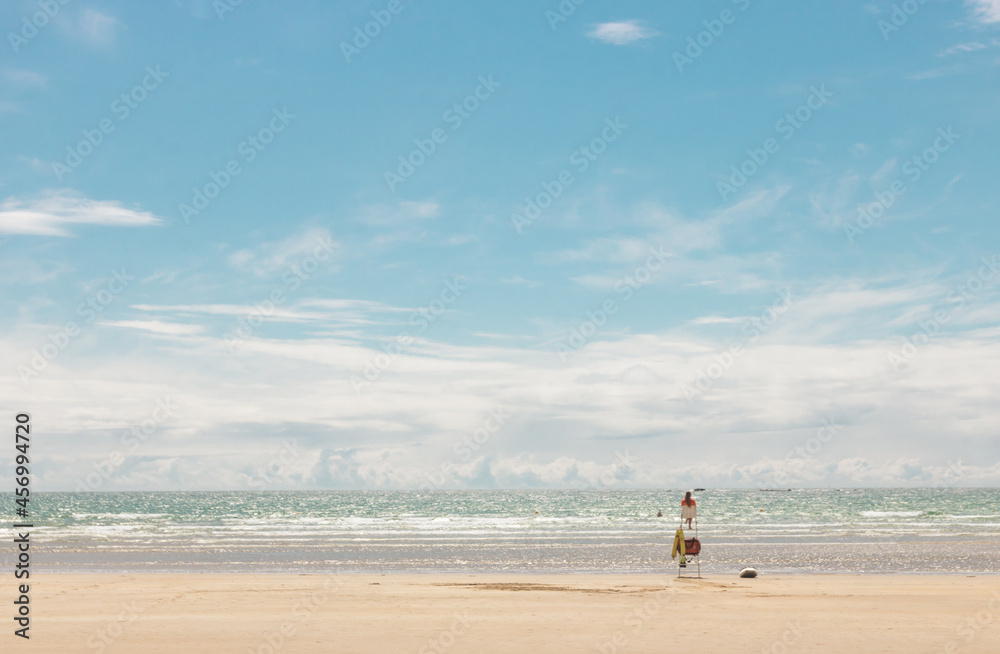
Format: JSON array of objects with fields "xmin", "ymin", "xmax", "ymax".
[{"xmin": 2, "ymin": 0, "xmax": 1000, "ymax": 490}]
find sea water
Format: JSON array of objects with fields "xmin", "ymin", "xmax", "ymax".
[{"xmin": 4, "ymin": 488, "xmax": 999, "ymax": 574}]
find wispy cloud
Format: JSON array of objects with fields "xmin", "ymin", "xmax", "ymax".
[
  {"xmin": 0, "ymin": 190, "xmax": 161, "ymax": 237},
  {"xmin": 0, "ymin": 255, "xmax": 74, "ymax": 286},
  {"xmin": 938, "ymin": 38, "xmax": 1000, "ymax": 57},
  {"xmin": 60, "ymin": 8, "xmax": 124, "ymax": 49},
  {"xmin": 939, "ymin": 41, "xmax": 987, "ymax": 56},
  {"xmin": 175, "ymin": 0, "xmax": 218, "ymax": 21},
  {"xmin": 357, "ymin": 200, "xmax": 441, "ymax": 225},
  {"xmin": 688, "ymin": 316, "xmax": 745, "ymax": 326},
  {"xmin": 586, "ymin": 20, "xmax": 659, "ymax": 46},
  {"xmin": 132, "ymin": 303, "xmax": 328, "ymax": 322},
  {"xmin": 227, "ymin": 227, "xmax": 339, "ymax": 277},
  {"xmin": 132, "ymin": 298, "xmax": 414, "ymax": 329},
  {"xmin": 907, "ymin": 64, "xmax": 967, "ymax": 80},
  {"xmin": 3, "ymin": 70, "xmax": 47, "ymax": 88},
  {"xmin": 17, "ymin": 156, "xmax": 51, "ymax": 173},
  {"xmin": 7, "ymin": 273, "xmax": 1000, "ymax": 489},
  {"xmin": 968, "ymin": 0, "xmax": 1000, "ymax": 23},
  {"xmin": 547, "ymin": 190, "xmax": 789, "ymax": 291},
  {"xmin": 550, "ymin": 200, "xmax": 735, "ymax": 264},
  {"xmin": 501, "ymin": 275, "xmax": 541, "ymax": 288},
  {"xmin": 100, "ymin": 320, "xmax": 205, "ymax": 336}
]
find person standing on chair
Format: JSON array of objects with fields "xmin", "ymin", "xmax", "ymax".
[{"xmin": 681, "ymin": 491, "xmax": 696, "ymax": 528}]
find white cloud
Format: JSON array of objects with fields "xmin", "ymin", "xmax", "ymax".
[
  {"xmin": 131, "ymin": 298, "xmax": 405, "ymax": 328},
  {"xmin": 869, "ymin": 158, "xmax": 898, "ymax": 188},
  {"xmin": 0, "ymin": 255, "xmax": 74, "ymax": 285},
  {"xmin": 809, "ymin": 161, "xmax": 949, "ymax": 230},
  {"xmin": 357, "ymin": 200, "xmax": 441, "ymax": 225},
  {"xmin": 968, "ymin": 0, "xmax": 1000, "ymax": 23},
  {"xmin": 552, "ymin": 235, "xmax": 667, "ymax": 265},
  {"xmin": 101, "ymin": 320, "xmax": 205, "ymax": 336},
  {"xmin": 688, "ymin": 316, "xmax": 745, "ymax": 326},
  {"xmin": 444, "ymin": 234, "xmax": 475, "ymax": 246},
  {"xmin": 175, "ymin": 0, "xmax": 217, "ymax": 20},
  {"xmin": 501, "ymin": 275, "xmax": 541, "ymax": 288},
  {"xmin": 17, "ymin": 156, "xmax": 51, "ymax": 173},
  {"xmin": 3, "ymin": 70, "xmax": 47, "ymax": 88},
  {"xmin": 5, "ymin": 269, "xmax": 1000, "ymax": 490},
  {"xmin": 549, "ymin": 191, "xmax": 789, "ymax": 292},
  {"xmin": 907, "ymin": 64, "xmax": 966, "ymax": 81},
  {"xmin": 61, "ymin": 8, "xmax": 124, "ymax": 49},
  {"xmin": 587, "ymin": 21, "xmax": 659, "ymax": 46},
  {"xmin": 0, "ymin": 190, "xmax": 161, "ymax": 237},
  {"xmin": 940, "ymin": 41, "xmax": 987, "ymax": 56},
  {"xmin": 133, "ymin": 303, "xmax": 324, "ymax": 323},
  {"xmin": 227, "ymin": 227, "xmax": 339, "ymax": 277}
]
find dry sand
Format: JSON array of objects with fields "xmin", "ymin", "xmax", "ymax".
[{"xmin": 20, "ymin": 574, "xmax": 1000, "ymax": 653}]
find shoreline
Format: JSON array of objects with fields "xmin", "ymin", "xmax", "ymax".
[
  {"xmin": 22, "ymin": 538, "xmax": 1000, "ymax": 575},
  {"xmin": 25, "ymin": 574, "xmax": 1000, "ymax": 653},
  {"xmin": 32, "ymin": 566, "xmax": 1000, "ymax": 579}
]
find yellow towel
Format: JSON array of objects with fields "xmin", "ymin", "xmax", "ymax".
[{"xmin": 671, "ymin": 528, "xmax": 686, "ymax": 560}]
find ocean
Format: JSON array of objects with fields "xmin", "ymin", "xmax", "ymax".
[{"xmin": 6, "ymin": 488, "xmax": 1000, "ymax": 574}]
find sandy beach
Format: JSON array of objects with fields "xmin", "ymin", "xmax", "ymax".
[{"xmin": 23, "ymin": 574, "xmax": 1000, "ymax": 653}]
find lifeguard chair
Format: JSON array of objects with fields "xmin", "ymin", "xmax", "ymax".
[{"xmin": 672, "ymin": 501, "xmax": 701, "ymax": 578}]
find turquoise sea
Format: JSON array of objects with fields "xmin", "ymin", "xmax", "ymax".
[{"xmin": 5, "ymin": 489, "xmax": 1000, "ymax": 574}]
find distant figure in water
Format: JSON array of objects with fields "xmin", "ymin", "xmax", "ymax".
[
  {"xmin": 656, "ymin": 510, "xmax": 663, "ymax": 517},
  {"xmin": 681, "ymin": 491, "xmax": 696, "ymax": 528}
]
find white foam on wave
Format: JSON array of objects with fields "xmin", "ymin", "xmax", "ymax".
[{"xmin": 71, "ymin": 513, "xmax": 169, "ymax": 520}]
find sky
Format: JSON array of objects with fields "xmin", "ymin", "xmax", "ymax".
[{"xmin": 2, "ymin": 0, "xmax": 999, "ymax": 491}]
